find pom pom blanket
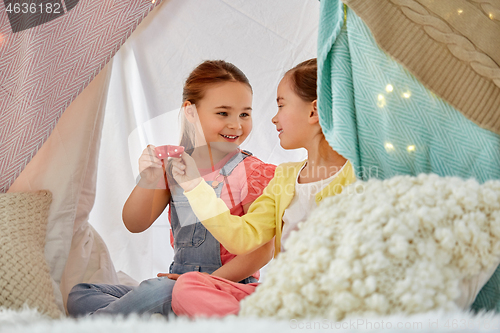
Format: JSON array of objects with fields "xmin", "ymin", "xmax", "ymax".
[{"xmin": 241, "ymin": 174, "xmax": 500, "ymax": 320}]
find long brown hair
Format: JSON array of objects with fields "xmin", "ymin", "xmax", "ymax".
[{"xmin": 284, "ymin": 58, "xmax": 317, "ymax": 103}]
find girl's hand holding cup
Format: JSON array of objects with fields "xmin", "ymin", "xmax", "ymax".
[
  {"xmin": 138, "ymin": 145, "xmax": 164, "ymax": 189},
  {"xmin": 171, "ymin": 152, "xmax": 202, "ymax": 192}
]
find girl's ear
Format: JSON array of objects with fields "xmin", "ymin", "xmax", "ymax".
[
  {"xmin": 308, "ymin": 100, "xmax": 319, "ymax": 124},
  {"xmin": 183, "ymin": 101, "xmax": 198, "ymax": 124}
]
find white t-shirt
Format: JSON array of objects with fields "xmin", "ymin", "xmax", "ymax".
[{"xmin": 281, "ymin": 162, "xmax": 346, "ymax": 252}]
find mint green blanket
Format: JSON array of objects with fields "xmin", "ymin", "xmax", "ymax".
[{"xmin": 317, "ymin": 0, "xmax": 500, "ymax": 312}]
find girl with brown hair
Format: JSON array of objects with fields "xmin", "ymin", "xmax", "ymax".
[{"xmin": 66, "ymin": 60, "xmax": 276, "ymax": 317}]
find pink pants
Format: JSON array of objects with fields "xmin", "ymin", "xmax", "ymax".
[{"xmin": 172, "ymin": 272, "xmax": 259, "ymax": 317}]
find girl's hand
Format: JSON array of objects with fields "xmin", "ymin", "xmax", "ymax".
[
  {"xmin": 157, "ymin": 272, "xmax": 209, "ymax": 280},
  {"xmin": 171, "ymin": 152, "xmax": 202, "ymax": 192},
  {"xmin": 157, "ymin": 273, "xmax": 180, "ymax": 280},
  {"xmin": 138, "ymin": 145, "xmax": 164, "ymax": 188}
]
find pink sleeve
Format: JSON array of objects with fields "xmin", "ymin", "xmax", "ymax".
[{"xmin": 241, "ymin": 158, "xmax": 277, "ymax": 207}]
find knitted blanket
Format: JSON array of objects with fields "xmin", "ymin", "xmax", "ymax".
[
  {"xmin": 317, "ymin": 1, "xmax": 500, "ymax": 183},
  {"xmin": 343, "ymin": 0, "xmax": 500, "ymax": 135},
  {"xmin": 317, "ymin": 2, "xmax": 500, "ymax": 311}
]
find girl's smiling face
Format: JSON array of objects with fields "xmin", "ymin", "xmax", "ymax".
[
  {"xmin": 187, "ymin": 81, "xmax": 253, "ymax": 148},
  {"xmin": 272, "ymin": 75, "xmax": 314, "ymax": 149}
]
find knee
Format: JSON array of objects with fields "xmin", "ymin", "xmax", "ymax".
[
  {"xmin": 174, "ymin": 272, "xmax": 206, "ymax": 294},
  {"xmin": 67, "ymin": 283, "xmax": 93, "ymax": 304},
  {"xmin": 176, "ymin": 272, "xmax": 203, "ymax": 285},
  {"xmin": 69, "ymin": 283, "xmax": 93, "ymax": 294},
  {"xmin": 135, "ymin": 276, "xmax": 177, "ymax": 298},
  {"xmin": 66, "ymin": 283, "xmax": 92, "ymax": 317},
  {"xmin": 172, "ymin": 273, "xmax": 202, "ymax": 313}
]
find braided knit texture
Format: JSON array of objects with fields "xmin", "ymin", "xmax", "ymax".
[
  {"xmin": 0, "ymin": 191, "xmax": 61, "ymax": 318},
  {"xmin": 391, "ymin": 0, "xmax": 500, "ymax": 88},
  {"xmin": 343, "ymin": 0, "xmax": 500, "ymax": 135}
]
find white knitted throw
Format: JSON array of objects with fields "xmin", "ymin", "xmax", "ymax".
[
  {"xmin": 240, "ymin": 174, "xmax": 500, "ymax": 320},
  {"xmin": 0, "ymin": 191, "xmax": 61, "ymax": 319}
]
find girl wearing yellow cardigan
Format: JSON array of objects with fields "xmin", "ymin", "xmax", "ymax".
[{"xmin": 170, "ymin": 59, "xmax": 356, "ymax": 317}]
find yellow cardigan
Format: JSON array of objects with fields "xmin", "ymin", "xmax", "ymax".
[{"xmin": 184, "ymin": 160, "xmax": 356, "ymax": 257}]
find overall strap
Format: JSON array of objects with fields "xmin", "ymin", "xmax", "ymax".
[
  {"xmin": 220, "ymin": 150, "xmax": 252, "ymax": 177},
  {"xmin": 215, "ymin": 150, "xmax": 252, "ymax": 207}
]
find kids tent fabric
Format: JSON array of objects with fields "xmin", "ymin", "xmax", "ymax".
[
  {"xmin": 0, "ymin": 1, "xmax": 159, "ymax": 193},
  {"xmin": 1, "ymin": 0, "xmax": 319, "ymax": 311},
  {"xmin": 317, "ymin": 0, "xmax": 500, "ymax": 311},
  {"xmin": 87, "ymin": 0, "xmax": 317, "ymax": 284},
  {"xmin": 1, "ymin": 0, "xmax": 160, "ymax": 311}
]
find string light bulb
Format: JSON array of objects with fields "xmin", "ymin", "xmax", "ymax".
[
  {"xmin": 407, "ymin": 145, "xmax": 416, "ymax": 152},
  {"xmin": 385, "ymin": 84, "xmax": 394, "ymax": 93},
  {"xmin": 403, "ymin": 91, "xmax": 411, "ymax": 99},
  {"xmin": 490, "ymin": 13, "xmax": 494, "ymax": 20},
  {"xmin": 458, "ymin": 9, "xmax": 463, "ymax": 14},
  {"xmin": 377, "ymin": 94, "xmax": 386, "ymax": 108},
  {"xmin": 385, "ymin": 142, "xmax": 394, "ymax": 151}
]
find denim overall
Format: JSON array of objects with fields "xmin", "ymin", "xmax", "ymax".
[
  {"xmin": 67, "ymin": 150, "xmax": 256, "ymax": 318},
  {"xmin": 169, "ymin": 150, "xmax": 256, "ymax": 283}
]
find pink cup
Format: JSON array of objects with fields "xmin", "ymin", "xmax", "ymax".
[{"xmin": 154, "ymin": 145, "xmax": 184, "ymax": 159}]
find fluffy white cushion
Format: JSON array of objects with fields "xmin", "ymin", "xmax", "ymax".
[
  {"xmin": 0, "ymin": 191, "xmax": 62, "ymax": 318},
  {"xmin": 240, "ymin": 174, "xmax": 500, "ymax": 320}
]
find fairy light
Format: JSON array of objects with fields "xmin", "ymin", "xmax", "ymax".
[
  {"xmin": 385, "ymin": 142, "xmax": 394, "ymax": 151},
  {"xmin": 377, "ymin": 94, "xmax": 386, "ymax": 108},
  {"xmin": 458, "ymin": 9, "xmax": 463, "ymax": 15},
  {"xmin": 407, "ymin": 145, "xmax": 416, "ymax": 152},
  {"xmin": 152, "ymin": 0, "xmax": 156, "ymax": 3},
  {"xmin": 490, "ymin": 13, "xmax": 494, "ymax": 20},
  {"xmin": 385, "ymin": 84, "xmax": 394, "ymax": 93},
  {"xmin": 403, "ymin": 91, "xmax": 411, "ymax": 99}
]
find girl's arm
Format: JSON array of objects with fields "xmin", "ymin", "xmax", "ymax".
[
  {"xmin": 209, "ymin": 200, "xmax": 274, "ymax": 282},
  {"xmin": 122, "ymin": 186, "xmax": 170, "ymax": 233},
  {"xmin": 183, "ymin": 179, "xmax": 278, "ymax": 254},
  {"xmin": 122, "ymin": 145, "xmax": 171, "ymax": 233},
  {"xmin": 172, "ymin": 153, "xmax": 280, "ymax": 255},
  {"xmin": 211, "ymin": 239, "xmax": 274, "ymax": 282}
]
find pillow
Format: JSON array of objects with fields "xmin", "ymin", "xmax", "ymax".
[
  {"xmin": 0, "ymin": 190, "xmax": 61, "ymax": 318},
  {"xmin": 240, "ymin": 174, "xmax": 500, "ymax": 320}
]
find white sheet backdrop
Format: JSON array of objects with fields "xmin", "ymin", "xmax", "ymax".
[{"xmin": 90, "ymin": 0, "xmax": 319, "ymax": 283}]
